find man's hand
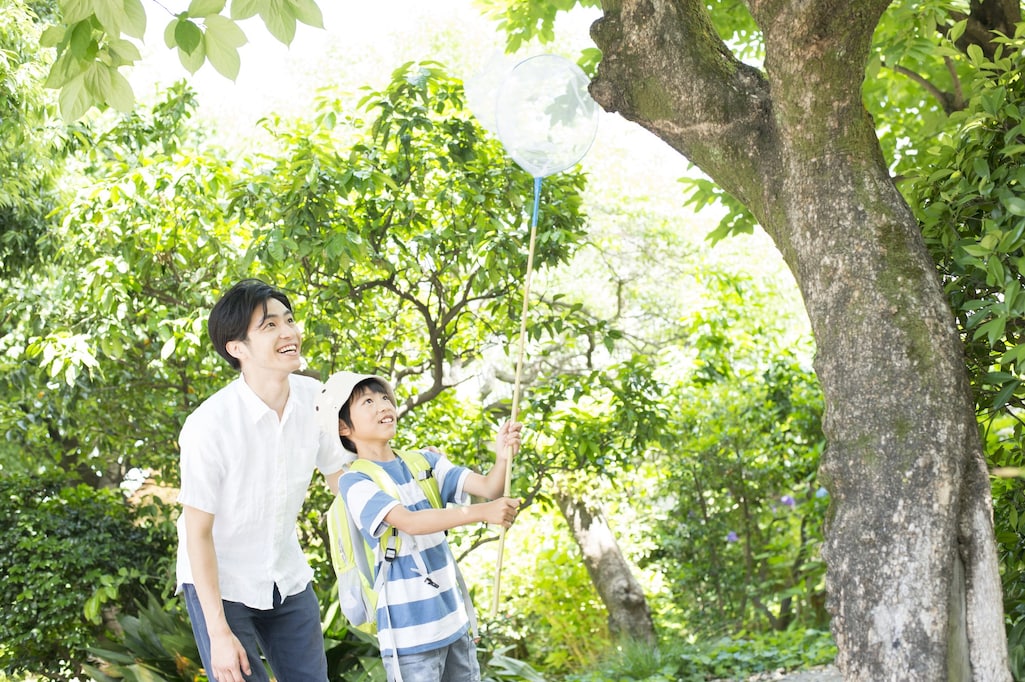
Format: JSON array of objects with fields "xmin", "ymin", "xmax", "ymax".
[{"xmin": 209, "ymin": 630, "xmax": 251, "ymax": 682}]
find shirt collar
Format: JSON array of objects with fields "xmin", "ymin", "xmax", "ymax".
[{"xmin": 234, "ymin": 374, "xmax": 295, "ymax": 424}]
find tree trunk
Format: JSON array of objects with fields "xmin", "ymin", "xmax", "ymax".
[
  {"xmin": 589, "ymin": 0, "xmax": 1009, "ymax": 679},
  {"xmin": 554, "ymin": 488, "xmax": 657, "ymax": 647}
]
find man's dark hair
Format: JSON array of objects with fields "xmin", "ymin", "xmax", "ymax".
[
  {"xmin": 208, "ymin": 279, "xmax": 293, "ymax": 371},
  {"xmin": 338, "ymin": 378, "xmax": 390, "ymax": 454}
]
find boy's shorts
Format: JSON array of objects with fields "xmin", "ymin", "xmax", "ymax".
[{"xmin": 385, "ymin": 630, "xmax": 480, "ymax": 682}]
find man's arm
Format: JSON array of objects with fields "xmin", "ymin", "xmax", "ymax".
[
  {"xmin": 324, "ymin": 468, "xmax": 343, "ymax": 495},
  {"xmin": 184, "ymin": 506, "xmax": 252, "ymax": 682}
]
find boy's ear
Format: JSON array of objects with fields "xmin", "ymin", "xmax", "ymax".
[{"xmin": 338, "ymin": 421, "xmax": 351, "ymax": 437}]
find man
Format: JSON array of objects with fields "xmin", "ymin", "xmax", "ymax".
[{"xmin": 176, "ymin": 279, "xmax": 348, "ymax": 682}]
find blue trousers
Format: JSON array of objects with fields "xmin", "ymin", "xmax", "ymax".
[{"xmin": 183, "ymin": 582, "xmax": 328, "ymax": 682}]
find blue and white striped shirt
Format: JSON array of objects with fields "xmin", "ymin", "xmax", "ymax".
[{"xmin": 338, "ymin": 450, "xmax": 472, "ymax": 656}]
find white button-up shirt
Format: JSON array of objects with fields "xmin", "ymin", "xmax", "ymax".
[{"xmin": 175, "ymin": 373, "xmax": 348, "ymax": 609}]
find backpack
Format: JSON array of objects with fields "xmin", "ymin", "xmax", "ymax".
[{"xmin": 326, "ymin": 449, "xmax": 442, "ymax": 636}]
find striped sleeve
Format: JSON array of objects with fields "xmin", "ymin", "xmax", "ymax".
[
  {"xmin": 421, "ymin": 450, "xmax": 470, "ymax": 505},
  {"xmin": 339, "ymin": 471, "xmax": 400, "ymax": 540}
]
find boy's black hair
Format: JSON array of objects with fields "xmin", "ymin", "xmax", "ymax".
[
  {"xmin": 208, "ymin": 279, "xmax": 293, "ymax": 371},
  {"xmin": 338, "ymin": 378, "xmax": 391, "ymax": 454}
]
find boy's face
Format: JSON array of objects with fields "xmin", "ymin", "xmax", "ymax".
[
  {"xmin": 339, "ymin": 386, "xmax": 397, "ymax": 443},
  {"xmin": 226, "ymin": 297, "xmax": 302, "ymax": 375}
]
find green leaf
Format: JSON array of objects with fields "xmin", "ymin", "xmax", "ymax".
[
  {"xmin": 1000, "ymin": 344, "xmax": 1025, "ymax": 367},
  {"xmin": 177, "ymin": 41, "xmax": 206, "ymax": 74},
  {"xmin": 973, "ymin": 156, "xmax": 990, "ymax": 181},
  {"xmin": 83, "ymin": 591, "xmax": 102, "ymax": 624},
  {"xmin": 204, "ymin": 13, "xmax": 247, "ymax": 47},
  {"xmin": 104, "ymin": 38, "xmax": 141, "ymax": 66},
  {"xmin": 966, "ymin": 43, "xmax": 985, "ymax": 65},
  {"xmin": 92, "ymin": 0, "xmax": 124, "ymax": 34},
  {"xmin": 960, "ymin": 244, "xmax": 991, "ymax": 257},
  {"xmin": 948, "ymin": 18, "xmax": 967, "ymax": 43},
  {"xmin": 997, "ymin": 223, "xmax": 1025, "ymax": 253},
  {"xmin": 121, "ymin": 0, "xmax": 147, "ymax": 39},
  {"xmin": 230, "ymin": 0, "xmax": 265, "ymax": 20},
  {"xmin": 974, "ymin": 317, "xmax": 1007, "ymax": 346},
  {"xmin": 290, "ymin": 0, "xmax": 323, "ymax": 28},
  {"xmin": 163, "ymin": 17, "xmax": 179, "ymax": 48},
  {"xmin": 203, "ymin": 18, "xmax": 243, "ymax": 79},
  {"xmin": 189, "ymin": 0, "xmax": 227, "ymax": 15},
  {"xmin": 105, "ymin": 69, "xmax": 135, "ymax": 112},
  {"xmin": 60, "ymin": 0, "xmax": 94, "ymax": 24},
  {"xmin": 1006, "ymin": 197, "xmax": 1025, "ymax": 217},
  {"xmin": 44, "ymin": 49, "xmax": 86, "ymax": 89},
  {"xmin": 39, "ymin": 25, "xmax": 67, "ymax": 48},
  {"xmin": 261, "ymin": 0, "xmax": 297, "ymax": 43},
  {"xmin": 174, "ymin": 18, "xmax": 204, "ymax": 55},
  {"xmin": 58, "ymin": 72, "xmax": 93, "ymax": 121},
  {"xmin": 83, "ymin": 61, "xmax": 112, "ymax": 98},
  {"xmin": 991, "ymin": 377, "xmax": 1021, "ymax": 411},
  {"xmin": 69, "ymin": 20, "xmax": 94, "ymax": 59},
  {"xmin": 986, "ymin": 257, "xmax": 1006, "ymax": 286}
]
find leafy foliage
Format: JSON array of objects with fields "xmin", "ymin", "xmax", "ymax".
[
  {"xmin": 477, "ymin": 507, "xmax": 611, "ymax": 675},
  {"xmin": 0, "ymin": 0, "xmax": 66, "ymax": 275},
  {"xmin": 232, "ymin": 61, "xmax": 592, "ymax": 406},
  {"xmin": 567, "ymin": 628, "xmax": 836, "ymax": 681},
  {"xmin": 0, "ymin": 473, "xmax": 175, "ymax": 680},
  {"xmin": 39, "ymin": 0, "xmax": 326, "ymax": 120},
  {"xmin": 83, "ymin": 591, "xmax": 203, "ymax": 682},
  {"xmin": 986, "ymin": 413, "xmax": 1025, "ymax": 680},
  {"xmin": 903, "ymin": 26, "xmax": 1025, "ymax": 417},
  {"xmin": 0, "ymin": 82, "xmax": 237, "ymax": 486},
  {"xmin": 475, "ymin": 0, "xmax": 602, "ymax": 53},
  {"xmin": 646, "ymin": 276, "xmax": 827, "ymax": 634}
]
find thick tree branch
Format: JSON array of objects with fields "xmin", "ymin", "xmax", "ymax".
[
  {"xmin": 590, "ymin": 0, "xmax": 773, "ymax": 213},
  {"xmin": 888, "ymin": 63, "xmax": 959, "ymax": 115}
]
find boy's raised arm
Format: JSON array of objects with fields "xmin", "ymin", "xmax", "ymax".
[{"xmin": 462, "ymin": 421, "xmax": 522, "ymax": 500}]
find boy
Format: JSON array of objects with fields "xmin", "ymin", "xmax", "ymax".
[
  {"xmin": 314, "ymin": 371, "xmax": 521, "ymax": 682},
  {"xmin": 176, "ymin": 279, "xmax": 349, "ymax": 682}
]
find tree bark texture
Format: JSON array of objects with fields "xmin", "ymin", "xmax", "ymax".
[
  {"xmin": 554, "ymin": 489, "xmax": 657, "ymax": 646},
  {"xmin": 590, "ymin": 0, "xmax": 1009, "ymax": 679}
]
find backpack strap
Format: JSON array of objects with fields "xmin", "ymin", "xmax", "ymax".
[
  {"xmin": 394, "ymin": 449, "xmax": 443, "ymax": 509},
  {"xmin": 349, "ymin": 459, "xmax": 403, "ymax": 561}
]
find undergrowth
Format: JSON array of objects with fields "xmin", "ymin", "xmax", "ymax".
[{"xmin": 565, "ymin": 628, "xmax": 837, "ymax": 681}]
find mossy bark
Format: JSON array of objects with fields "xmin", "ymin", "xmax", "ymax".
[{"xmin": 590, "ymin": 0, "xmax": 1010, "ymax": 678}]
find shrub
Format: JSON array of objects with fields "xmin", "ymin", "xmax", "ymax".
[
  {"xmin": 566, "ymin": 628, "xmax": 837, "ymax": 681},
  {"xmin": 84, "ymin": 591, "xmax": 203, "ymax": 682},
  {"xmin": 0, "ymin": 472, "xmax": 175, "ymax": 680}
]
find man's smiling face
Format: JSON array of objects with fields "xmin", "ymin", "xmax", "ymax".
[{"xmin": 228, "ymin": 297, "xmax": 302, "ymax": 376}]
